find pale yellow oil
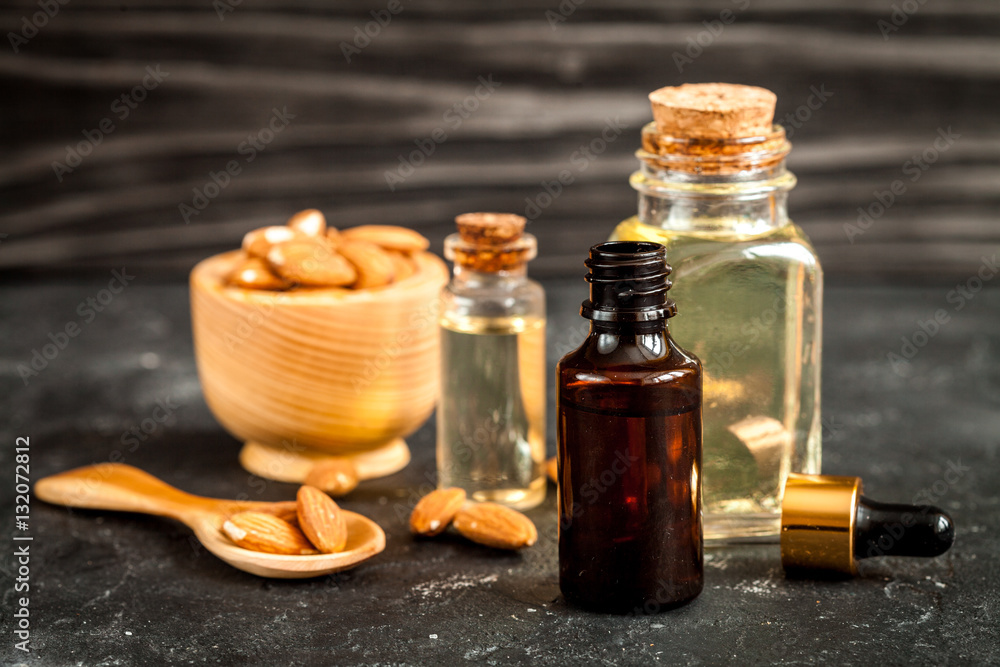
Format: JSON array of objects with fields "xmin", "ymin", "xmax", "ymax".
[
  {"xmin": 437, "ymin": 314, "xmax": 547, "ymax": 510},
  {"xmin": 612, "ymin": 216, "xmax": 822, "ymax": 542}
]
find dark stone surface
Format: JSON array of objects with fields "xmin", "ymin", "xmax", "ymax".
[{"xmin": 1, "ymin": 278, "xmax": 998, "ymax": 666}]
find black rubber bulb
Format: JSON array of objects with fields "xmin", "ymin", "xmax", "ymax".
[{"xmin": 853, "ymin": 496, "xmax": 955, "ymax": 561}]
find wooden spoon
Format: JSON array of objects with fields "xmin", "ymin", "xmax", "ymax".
[{"xmin": 35, "ymin": 463, "xmax": 386, "ymax": 579}]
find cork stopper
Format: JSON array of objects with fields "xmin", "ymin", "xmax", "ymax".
[
  {"xmin": 649, "ymin": 83, "xmax": 777, "ymax": 139},
  {"xmin": 445, "ymin": 212, "xmax": 535, "ymax": 273},
  {"xmin": 455, "ymin": 212, "xmax": 526, "ymax": 245}
]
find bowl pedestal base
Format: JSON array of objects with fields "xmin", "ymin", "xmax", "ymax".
[{"xmin": 238, "ymin": 439, "xmax": 411, "ymax": 485}]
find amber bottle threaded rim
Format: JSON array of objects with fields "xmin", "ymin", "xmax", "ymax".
[{"xmin": 581, "ymin": 241, "xmax": 677, "ymax": 323}]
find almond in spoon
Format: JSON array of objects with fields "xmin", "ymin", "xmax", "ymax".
[
  {"xmin": 255, "ymin": 500, "xmax": 300, "ymax": 526},
  {"xmin": 296, "ymin": 485, "xmax": 348, "ymax": 554},
  {"xmin": 222, "ymin": 511, "xmax": 317, "ymax": 555}
]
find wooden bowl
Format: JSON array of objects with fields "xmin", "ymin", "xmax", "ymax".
[{"xmin": 190, "ymin": 249, "xmax": 448, "ymax": 456}]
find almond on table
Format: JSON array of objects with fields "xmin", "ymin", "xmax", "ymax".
[
  {"xmin": 222, "ymin": 511, "xmax": 317, "ymax": 555},
  {"xmin": 453, "ymin": 502, "xmax": 537, "ymax": 550},
  {"xmin": 410, "ymin": 488, "xmax": 466, "ymax": 537},
  {"xmin": 304, "ymin": 459, "xmax": 359, "ymax": 497}
]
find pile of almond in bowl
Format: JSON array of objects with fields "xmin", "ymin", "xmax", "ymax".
[{"xmin": 228, "ymin": 209, "xmax": 430, "ymax": 291}]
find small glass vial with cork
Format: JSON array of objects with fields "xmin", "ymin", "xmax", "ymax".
[
  {"xmin": 557, "ymin": 241, "xmax": 703, "ymax": 612},
  {"xmin": 437, "ymin": 213, "xmax": 547, "ymax": 510},
  {"xmin": 610, "ymin": 83, "xmax": 823, "ymax": 543}
]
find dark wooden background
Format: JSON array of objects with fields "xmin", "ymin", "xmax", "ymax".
[{"xmin": 1, "ymin": 0, "xmax": 998, "ymax": 282}]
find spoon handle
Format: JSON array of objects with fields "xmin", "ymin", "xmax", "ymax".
[{"xmin": 35, "ymin": 463, "xmax": 220, "ymax": 522}]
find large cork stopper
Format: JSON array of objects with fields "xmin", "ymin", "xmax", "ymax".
[{"xmin": 649, "ymin": 83, "xmax": 777, "ymax": 139}]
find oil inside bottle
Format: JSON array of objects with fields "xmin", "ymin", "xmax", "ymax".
[
  {"xmin": 559, "ymin": 369, "xmax": 703, "ymax": 612},
  {"xmin": 612, "ymin": 216, "xmax": 821, "ymax": 541},
  {"xmin": 438, "ymin": 313, "xmax": 546, "ymax": 510}
]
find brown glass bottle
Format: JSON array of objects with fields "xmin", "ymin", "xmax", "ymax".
[{"xmin": 557, "ymin": 241, "xmax": 703, "ymax": 613}]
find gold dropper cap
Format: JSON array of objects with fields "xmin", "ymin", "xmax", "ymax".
[{"xmin": 780, "ymin": 473, "xmax": 863, "ymax": 575}]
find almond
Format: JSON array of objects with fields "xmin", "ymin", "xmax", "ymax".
[
  {"xmin": 338, "ymin": 240, "xmax": 395, "ymax": 289},
  {"xmin": 242, "ymin": 226, "xmax": 302, "ymax": 259},
  {"xmin": 254, "ymin": 500, "xmax": 300, "ymax": 525},
  {"xmin": 287, "ymin": 209, "xmax": 326, "ymax": 237},
  {"xmin": 266, "ymin": 239, "xmax": 357, "ymax": 287},
  {"xmin": 304, "ymin": 459, "xmax": 359, "ymax": 497},
  {"xmin": 341, "ymin": 225, "xmax": 430, "ymax": 254},
  {"xmin": 410, "ymin": 488, "xmax": 466, "ymax": 537},
  {"xmin": 296, "ymin": 485, "xmax": 348, "ymax": 553},
  {"xmin": 387, "ymin": 250, "xmax": 416, "ymax": 282},
  {"xmin": 453, "ymin": 503, "xmax": 537, "ymax": 550},
  {"xmin": 222, "ymin": 511, "xmax": 317, "ymax": 555},
  {"xmin": 546, "ymin": 457, "xmax": 558, "ymax": 484},
  {"xmin": 326, "ymin": 227, "xmax": 342, "ymax": 248},
  {"xmin": 226, "ymin": 256, "xmax": 290, "ymax": 291}
]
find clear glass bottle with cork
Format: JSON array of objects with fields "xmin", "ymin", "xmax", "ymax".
[
  {"xmin": 610, "ymin": 83, "xmax": 823, "ymax": 543},
  {"xmin": 437, "ymin": 213, "xmax": 547, "ymax": 510}
]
